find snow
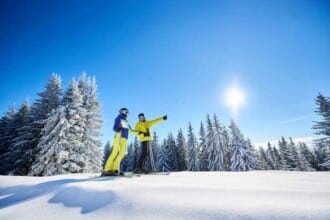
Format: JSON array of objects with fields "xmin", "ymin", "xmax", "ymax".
[{"xmin": 1, "ymin": 171, "xmax": 330, "ymax": 220}]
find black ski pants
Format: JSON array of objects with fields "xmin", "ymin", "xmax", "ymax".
[{"xmin": 137, "ymin": 141, "xmax": 149, "ymax": 170}]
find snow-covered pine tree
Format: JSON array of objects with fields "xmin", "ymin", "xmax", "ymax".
[
  {"xmin": 319, "ymin": 145, "xmax": 330, "ymax": 170},
  {"xmin": 29, "ymin": 73, "xmax": 62, "ymax": 169},
  {"xmin": 151, "ymin": 131, "xmax": 161, "ymax": 167},
  {"xmin": 10, "ymin": 100, "xmax": 35, "ymax": 175},
  {"xmin": 314, "ymin": 142, "xmax": 328, "ymax": 171},
  {"xmin": 206, "ymin": 114, "xmax": 221, "ymax": 171},
  {"xmin": 271, "ymin": 145, "xmax": 281, "ymax": 170},
  {"xmin": 176, "ymin": 129, "xmax": 188, "ymax": 171},
  {"xmin": 212, "ymin": 114, "xmax": 225, "ymax": 171},
  {"xmin": 288, "ymin": 138, "xmax": 300, "ymax": 170},
  {"xmin": 0, "ymin": 115, "xmax": 7, "ymax": 156},
  {"xmin": 258, "ymin": 147, "xmax": 268, "ymax": 170},
  {"xmin": 30, "ymin": 80, "xmax": 87, "ymax": 176},
  {"xmin": 35, "ymin": 73, "xmax": 62, "ymax": 118},
  {"xmin": 245, "ymin": 139, "xmax": 258, "ymax": 170},
  {"xmin": 156, "ymin": 139, "xmax": 169, "ymax": 172},
  {"xmin": 78, "ymin": 74, "xmax": 103, "ymax": 173},
  {"xmin": 229, "ymin": 120, "xmax": 249, "ymax": 171},
  {"xmin": 297, "ymin": 143, "xmax": 315, "ymax": 171},
  {"xmin": 0, "ymin": 106, "xmax": 16, "ymax": 174},
  {"xmin": 299, "ymin": 142, "xmax": 317, "ymax": 170},
  {"xmin": 265, "ymin": 142, "xmax": 275, "ymax": 170},
  {"xmin": 278, "ymin": 137, "xmax": 290, "ymax": 170},
  {"xmin": 1, "ymin": 103, "xmax": 30, "ymax": 175},
  {"xmin": 156, "ymin": 133, "xmax": 177, "ymax": 172},
  {"xmin": 313, "ymin": 93, "xmax": 330, "ymax": 170},
  {"xmin": 187, "ymin": 123, "xmax": 200, "ymax": 171},
  {"xmin": 222, "ymin": 126, "xmax": 231, "ymax": 171},
  {"xmin": 267, "ymin": 145, "xmax": 281, "ymax": 170},
  {"xmin": 198, "ymin": 121, "xmax": 208, "ymax": 171},
  {"xmin": 313, "ymin": 93, "xmax": 330, "ymax": 146}
]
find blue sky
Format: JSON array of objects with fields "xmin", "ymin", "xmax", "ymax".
[{"xmin": 0, "ymin": 0, "xmax": 329, "ymax": 146}]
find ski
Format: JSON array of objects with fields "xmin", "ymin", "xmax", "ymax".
[
  {"xmin": 134, "ymin": 172, "xmax": 170, "ymax": 176},
  {"xmin": 123, "ymin": 172, "xmax": 141, "ymax": 178},
  {"xmin": 147, "ymin": 172, "xmax": 170, "ymax": 175}
]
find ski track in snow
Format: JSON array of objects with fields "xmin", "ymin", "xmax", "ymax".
[{"xmin": 0, "ymin": 171, "xmax": 330, "ymax": 220}]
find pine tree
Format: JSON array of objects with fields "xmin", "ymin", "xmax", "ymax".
[
  {"xmin": 30, "ymin": 80, "xmax": 87, "ymax": 176},
  {"xmin": 258, "ymin": 147, "xmax": 268, "ymax": 170},
  {"xmin": 271, "ymin": 146, "xmax": 282, "ymax": 170},
  {"xmin": 265, "ymin": 143, "xmax": 275, "ymax": 170},
  {"xmin": 0, "ymin": 103, "xmax": 30, "ymax": 175},
  {"xmin": 176, "ymin": 129, "xmax": 188, "ymax": 171},
  {"xmin": 314, "ymin": 143, "xmax": 327, "ymax": 170},
  {"xmin": 229, "ymin": 120, "xmax": 249, "ymax": 171},
  {"xmin": 151, "ymin": 132, "xmax": 161, "ymax": 167},
  {"xmin": 10, "ymin": 100, "xmax": 34, "ymax": 175},
  {"xmin": 319, "ymin": 146, "xmax": 330, "ymax": 170},
  {"xmin": 246, "ymin": 139, "xmax": 258, "ymax": 170},
  {"xmin": 187, "ymin": 123, "xmax": 200, "ymax": 171},
  {"xmin": 78, "ymin": 74, "xmax": 103, "ymax": 173},
  {"xmin": 0, "ymin": 106, "xmax": 16, "ymax": 174},
  {"xmin": 29, "ymin": 73, "xmax": 62, "ymax": 170},
  {"xmin": 313, "ymin": 93, "xmax": 330, "ymax": 169},
  {"xmin": 299, "ymin": 142, "xmax": 317, "ymax": 169},
  {"xmin": 156, "ymin": 139, "xmax": 166, "ymax": 172},
  {"xmin": 313, "ymin": 93, "xmax": 330, "ymax": 146},
  {"xmin": 278, "ymin": 137, "xmax": 290, "ymax": 170},
  {"xmin": 156, "ymin": 138, "xmax": 176, "ymax": 172},
  {"xmin": 222, "ymin": 127, "xmax": 231, "ymax": 171},
  {"xmin": 206, "ymin": 114, "xmax": 223, "ymax": 171},
  {"xmin": 288, "ymin": 138, "xmax": 300, "ymax": 170},
  {"xmin": 212, "ymin": 114, "xmax": 225, "ymax": 171},
  {"xmin": 297, "ymin": 143, "xmax": 315, "ymax": 171},
  {"xmin": 198, "ymin": 121, "xmax": 208, "ymax": 171}
]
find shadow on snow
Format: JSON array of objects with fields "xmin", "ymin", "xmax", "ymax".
[{"xmin": 0, "ymin": 176, "xmax": 126, "ymax": 214}]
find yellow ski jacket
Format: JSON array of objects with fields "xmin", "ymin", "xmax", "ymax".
[{"xmin": 135, "ymin": 117, "xmax": 164, "ymax": 142}]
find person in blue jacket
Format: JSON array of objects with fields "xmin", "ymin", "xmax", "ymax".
[{"xmin": 103, "ymin": 107, "xmax": 140, "ymax": 176}]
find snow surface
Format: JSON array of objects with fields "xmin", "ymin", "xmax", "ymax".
[{"xmin": 1, "ymin": 171, "xmax": 330, "ymax": 220}]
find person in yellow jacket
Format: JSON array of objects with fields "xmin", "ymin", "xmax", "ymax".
[
  {"xmin": 135, "ymin": 113, "xmax": 167, "ymax": 173},
  {"xmin": 103, "ymin": 107, "xmax": 142, "ymax": 176}
]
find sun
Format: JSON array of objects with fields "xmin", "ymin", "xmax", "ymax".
[{"xmin": 225, "ymin": 86, "xmax": 245, "ymax": 116}]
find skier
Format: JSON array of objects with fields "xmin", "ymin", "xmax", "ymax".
[
  {"xmin": 134, "ymin": 113, "xmax": 167, "ymax": 173},
  {"xmin": 103, "ymin": 108, "xmax": 141, "ymax": 176}
]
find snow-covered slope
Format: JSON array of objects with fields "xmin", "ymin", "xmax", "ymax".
[{"xmin": 1, "ymin": 171, "xmax": 330, "ymax": 220}]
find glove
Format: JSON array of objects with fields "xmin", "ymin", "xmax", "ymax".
[
  {"xmin": 144, "ymin": 131, "xmax": 150, "ymax": 137},
  {"xmin": 163, "ymin": 115, "xmax": 167, "ymax": 120}
]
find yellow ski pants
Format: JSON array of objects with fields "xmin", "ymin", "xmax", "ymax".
[{"xmin": 104, "ymin": 133, "xmax": 128, "ymax": 172}]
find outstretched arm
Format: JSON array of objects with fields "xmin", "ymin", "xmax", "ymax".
[{"xmin": 148, "ymin": 115, "xmax": 167, "ymax": 127}]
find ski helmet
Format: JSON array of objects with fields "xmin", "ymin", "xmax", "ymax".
[{"xmin": 119, "ymin": 107, "xmax": 129, "ymax": 115}]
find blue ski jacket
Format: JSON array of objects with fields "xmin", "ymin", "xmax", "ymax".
[{"xmin": 113, "ymin": 113, "xmax": 130, "ymax": 139}]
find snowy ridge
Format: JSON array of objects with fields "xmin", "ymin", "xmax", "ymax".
[{"xmin": 1, "ymin": 171, "xmax": 330, "ymax": 220}]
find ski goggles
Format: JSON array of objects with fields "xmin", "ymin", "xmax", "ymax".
[{"xmin": 120, "ymin": 110, "xmax": 129, "ymax": 115}]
